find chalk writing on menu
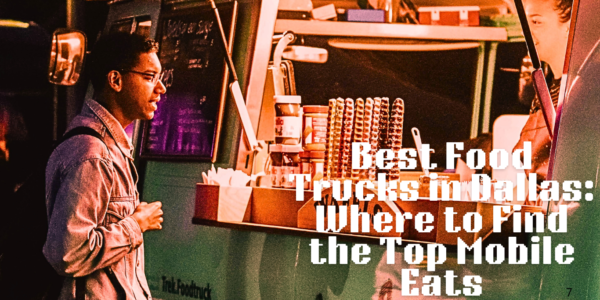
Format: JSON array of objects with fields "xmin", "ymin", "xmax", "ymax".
[{"xmin": 142, "ymin": 3, "xmax": 234, "ymax": 160}]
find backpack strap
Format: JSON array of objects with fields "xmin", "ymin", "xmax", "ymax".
[
  {"xmin": 57, "ymin": 127, "xmax": 128, "ymax": 299},
  {"xmin": 56, "ymin": 127, "xmax": 105, "ymax": 300},
  {"xmin": 56, "ymin": 127, "xmax": 106, "ymax": 150},
  {"xmin": 76, "ymin": 276, "xmax": 86, "ymax": 300}
]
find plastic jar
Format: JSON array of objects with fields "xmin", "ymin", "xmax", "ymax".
[
  {"xmin": 302, "ymin": 105, "xmax": 328, "ymax": 151},
  {"xmin": 281, "ymin": 145, "xmax": 302, "ymax": 188},
  {"xmin": 269, "ymin": 144, "xmax": 283, "ymax": 187},
  {"xmin": 274, "ymin": 95, "xmax": 302, "ymax": 145},
  {"xmin": 309, "ymin": 151, "xmax": 325, "ymax": 190}
]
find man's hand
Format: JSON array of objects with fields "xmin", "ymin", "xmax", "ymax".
[{"xmin": 131, "ymin": 201, "xmax": 163, "ymax": 232}]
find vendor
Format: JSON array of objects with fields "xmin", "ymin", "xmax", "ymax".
[{"xmin": 513, "ymin": 0, "xmax": 572, "ymax": 183}]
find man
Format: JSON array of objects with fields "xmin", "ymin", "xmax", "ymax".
[{"xmin": 44, "ymin": 33, "xmax": 166, "ymax": 299}]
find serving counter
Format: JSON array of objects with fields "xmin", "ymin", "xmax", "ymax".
[{"xmin": 142, "ymin": 162, "xmax": 549, "ymax": 300}]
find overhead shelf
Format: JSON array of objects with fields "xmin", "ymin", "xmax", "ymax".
[
  {"xmin": 275, "ymin": 19, "xmax": 508, "ymax": 42},
  {"xmin": 328, "ymin": 38, "xmax": 481, "ymax": 51}
]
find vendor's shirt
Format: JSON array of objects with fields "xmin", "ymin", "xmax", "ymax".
[{"xmin": 530, "ymin": 78, "xmax": 561, "ymax": 114}]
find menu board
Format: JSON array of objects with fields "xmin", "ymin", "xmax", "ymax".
[{"xmin": 140, "ymin": 2, "xmax": 237, "ymax": 161}]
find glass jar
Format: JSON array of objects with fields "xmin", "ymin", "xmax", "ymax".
[
  {"xmin": 302, "ymin": 105, "xmax": 328, "ymax": 151},
  {"xmin": 281, "ymin": 145, "xmax": 302, "ymax": 188},
  {"xmin": 300, "ymin": 151, "xmax": 311, "ymax": 189},
  {"xmin": 269, "ymin": 144, "xmax": 283, "ymax": 187},
  {"xmin": 274, "ymin": 95, "xmax": 302, "ymax": 145},
  {"xmin": 310, "ymin": 151, "xmax": 325, "ymax": 190}
]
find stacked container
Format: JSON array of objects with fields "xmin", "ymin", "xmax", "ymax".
[
  {"xmin": 270, "ymin": 95, "xmax": 328, "ymax": 189},
  {"xmin": 271, "ymin": 96, "xmax": 303, "ymax": 188}
]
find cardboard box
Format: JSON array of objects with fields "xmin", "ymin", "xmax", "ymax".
[
  {"xmin": 251, "ymin": 187, "xmax": 311, "ymax": 227},
  {"xmin": 418, "ymin": 6, "xmax": 480, "ymax": 26},
  {"xmin": 195, "ymin": 184, "xmax": 252, "ymax": 223},
  {"xmin": 397, "ymin": 171, "xmax": 461, "ymax": 198},
  {"xmin": 296, "ymin": 184, "xmax": 514, "ymax": 245},
  {"xmin": 195, "ymin": 184, "xmax": 309, "ymax": 227},
  {"xmin": 346, "ymin": 9, "xmax": 385, "ymax": 23},
  {"xmin": 312, "ymin": 4, "xmax": 337, "ymax": 20},
  {"xmin": 195, "ymin": 183, "xmax": 532, "ymax": 246},
  {"xmin": 394, "ymin": 199, "xmax": 510, "ymax": 245},
  {"xmin": 297, "ymin": 185, "xmax": 407, "ymax": 238}
]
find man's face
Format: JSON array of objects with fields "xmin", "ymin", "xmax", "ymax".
[
  {"xmin": 119, "ymin": 52, "xmax": 166, "ymax": 121},
  {"xmin": 524, "ymin": 0, "xmax": 570, "ymax": 70}
]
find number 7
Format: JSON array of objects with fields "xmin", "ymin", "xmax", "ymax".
[{"xmin": 567, "ymin": 288, "xmax": 572, "ymax": 296}]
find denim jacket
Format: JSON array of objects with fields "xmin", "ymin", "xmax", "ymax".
[{"xmin": 44, "ymin": 99, "xmax": 151, "ymax": 300}]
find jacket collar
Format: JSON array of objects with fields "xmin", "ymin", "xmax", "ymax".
[{"xmin": 84, "ymin": 98, "xmax": 134, "ymax": 159}]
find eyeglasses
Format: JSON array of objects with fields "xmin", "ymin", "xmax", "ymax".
[{"xmin": 120, "ymin": 69, "xmax": 163, "ymax": 84}]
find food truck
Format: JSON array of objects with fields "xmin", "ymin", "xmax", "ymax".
[{"xmin": 5, "ymin": 0, "xmax": 600, "ymax": 298}]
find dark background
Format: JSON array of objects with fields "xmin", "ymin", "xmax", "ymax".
[
  {"xmin": 293, "ymin": 36, "xmax": 530, "ymax": 168},
  {"xmin": 0, "ymin": 0, "xmax": 109, "ymax": 196}
]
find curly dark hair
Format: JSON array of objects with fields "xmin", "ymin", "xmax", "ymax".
[
  {"xmin": 87, "ymin": 32, "xmax": 159, "ymax": 90},
  {"xmin": 554, "ymin": 0, "xmax": 573, "ymax": 23}
]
